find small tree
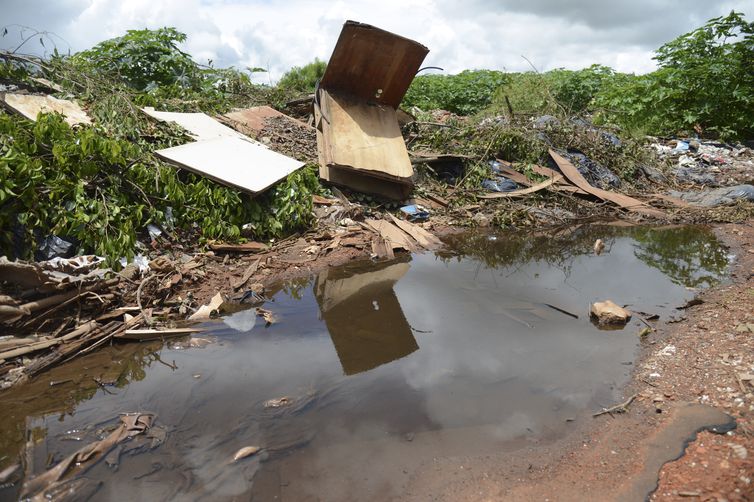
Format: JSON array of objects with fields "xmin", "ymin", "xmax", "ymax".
[{"xmin": 72, "ymin": 27, "xmax": 201, "ymax": 91}]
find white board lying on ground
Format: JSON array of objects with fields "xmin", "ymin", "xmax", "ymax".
[
  {"xmin": 155, "ymin": 137, "xmax": 304, "ymax": 194},
  {"xmin": 142, "ymin": 107, "xmax": 248, "ymax": 142},
  {"xmin": 2, "ymin": 94, "xmax": 91, "ymax": 126}
]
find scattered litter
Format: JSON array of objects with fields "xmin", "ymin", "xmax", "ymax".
[
  {"xmin": 257, "ymin": 307, "xmax": 276, "ymax": 326},
  {"xmin": 21, "ymin": 413, "xmax": 164, "ymax": 499},
  {"xmin": 668, "ymin": 184, "xmax": 754, "ymax": 207},
  {"xmin": 264, "ymin": 396, "xmax": 293, "ymax": 408},
  {"xmin": 659, "ymin": 344, "xmax": 677, "ymax": 357},
  {"xmin": 1, "ymin": 93, "xmax": 92, "ymax": 126},
  {"xmin": 549, "ymin": 150, "xmax": 665, "ymax": 218},
  {"xmin": 116, "ymin": 327, "xmax": 202, "ymax": 341},
  {"xmin": 399, "ymin": 204, "xmax": 430, "ymax": 222},
  {"xmin": 594, "ymin": 239, "xmax": 605, "ymax": 255},
  {"xmin": 482, "ymin": 177, "xmax": 518, "ymax": 193},
  {"xmin": 590, "ymin": 300, "xmax": 631, "ymax": 326},
  {"xmin": 223, "ymin": 307, "xmax": 257, "ymax": 332},
  {"xmin": 189, "ymin": 293, "xmax": 224, "ymax": 321},
  {"xmin": 232, "ymin": 446, "xmax": 261, "ymax": 462},
  {"xmin": 209, "ymin": 241, "xmax": 268, "ymax": 254}
]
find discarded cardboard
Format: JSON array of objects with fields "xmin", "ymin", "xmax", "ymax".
[
  {"xmin": 142, "ymin": 107, "xmax": 247, "ymax": 141},
  {"xmin": 224, "ymin": 106, "xmax": 310, "ymax": 136},
  {"xmin": 2, "ymin": 93, "xmax": 91, "ymax": 126},
  {"xmin": 549, "ymin": 149, "xmax": 666, "ymax": 217},
  {"xmin": 364, "ymin": 219, "xmax": 418, "ymax": 252},
  {"xmin": 315, "ymin": 20, "xmax": 428, "ymax": 199},
  {"xmin": 387, "ymin": 214, "xmax": 443, "ymax": 249},
  {"xmin": 155, "ymin": 137, "xmax": 304, "ymax": 194}
]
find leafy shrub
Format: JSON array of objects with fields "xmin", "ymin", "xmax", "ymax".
[
  {"xmin": 491, "ymin": 65, "xmax": 615, "ymax": 117},
  {"xmin": 403, "ymin": 70, "xmax": 508, "ymax": 115},
  {"xmin": 277, "ymin": 58, "xmax": 327, "ymax": 94},
  {"xmin": 0, "ymin": 112, "xmax": 319, "ymax": 264}
]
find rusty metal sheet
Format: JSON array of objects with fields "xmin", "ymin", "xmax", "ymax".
[{"xmin": 320, "ymin": 20, "xmax": 429, "ymax": 109}]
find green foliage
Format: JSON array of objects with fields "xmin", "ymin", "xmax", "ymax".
[
  {"xmin": 0, "ymin": 111, "xmax": 319, "ymax": 264},
  {"xmin": 595, "ymin": 11, "xmax": 754, "ymax": 140},
  {"xmin": 403, "ymin": 70, "xmax": 508, "ymax": 115},
  {"xmin": 491, "ymin": 65, "xmax": 615, "ymax": 117},
  {"xmin": 277, "ymin": 58, "xmax": 327, "ymax": 94},
  {"xmin": 72, "ymin": 27, "xmax": 200, "ymax": 91}
]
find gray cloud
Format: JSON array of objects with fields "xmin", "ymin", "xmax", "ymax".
[{"xmin": 1, "ymin": 0, "xmax": 750, "ymax": 80}]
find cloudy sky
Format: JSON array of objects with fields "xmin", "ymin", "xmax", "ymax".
[{"xmin": 2, "ymin": 0, "xmax": 750, "ymax": 82}]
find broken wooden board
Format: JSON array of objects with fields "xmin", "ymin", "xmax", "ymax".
[
  {"xmin": 319, "ymin": 20, "xmax": 429, "ymax": 109},
  {"xmin": 208, "ymin": 241, "xmax": 268, "ymax": 253},
  {"xmin": 387, "ymin": 214, "xmax": 443, "ymax": 249},
  {"xmin": 478, "ymin": 176, "xmax": 561, "ymax": 199},
  {"xmin": 549, "ymin": 150, "xmax": 666, "ymax": 218},
  {"xmin": 224, "ymin": 106, "xmax": 311, "ymax": 136},
  {"xmin": 364, "ymin": 219, "xmax": 418, "ymax": 252},
  {"xmin": 155, "ymin": 137, "xmax": 303, "ymax": 194},
  {"xmin": 314, "ymin": 20, "xmax": 427, "ymax": 198},
  {"xmin": 314, "ymin": 95, "xmax": 411, "ymax": 200},
  {"xmin": 117, "ymin": 328, "xmax": 202, "ymax": 341},
  {"xmin": 2, "ymin": 94, "xmax": 91, "ymax": 126},
  {"xmin": 142, "ymin": 107, "xmax": 247, "ymax": 141},
  {"xmin": 319, "ymin": 89, "xmax": 413, "ymax": 183}
]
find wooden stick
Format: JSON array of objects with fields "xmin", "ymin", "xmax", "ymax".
[{"xmin": 593, "ymin": 394, "xmax": 638, "ymax": 417}]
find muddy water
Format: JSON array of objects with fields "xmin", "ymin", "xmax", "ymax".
[{"xmin": 0, "ymin": 225, "xmax": 729, "ymax": 501}]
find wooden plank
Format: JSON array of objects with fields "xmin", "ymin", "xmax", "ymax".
[
  {"xmin": 320, "ymin": 20, "xmax": 429, "ymax": 109},
  {"xmin": 314, "ymin": 90, "xmax": 412, "ymax": 200},
  {"xmin": 387, "ymin": 214, "xmax": 443, "ymax": 250},
  {"xmin": 142, "ymin": 108, "xmax": 247, "ymax": 141},
  {"xmin": 155, "ymin": 137, "xmax": 304, "ymax": 195},
  {"xmin": 320, "ymin": 90, "xmax": 414, "ymax": 182},
  {"xmin": 117, "ymin": 328, "xmax": 202, "ymax": 341},
  {"xmin": 364, "ymin": 219, "xmax": 418, "ymax": 252},
  {"xmin": 209, "ymin": 241, "xmax": 268, "ymax": 253},
  {"xmin": 478, "ymin": 176, "xmax": 561, "ymax": 199},
  {"xmin": 548, "ymin": 149, "xmax": 666, "ymax": 218},
  {"xmin": 2, "ymin": 94, "xmax": 91, "ymax": 126}
]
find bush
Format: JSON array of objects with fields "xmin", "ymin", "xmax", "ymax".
[
  {"xmin": 595, "ymin": 12, "xmax": 754, "ymax": 140},
  {"xmin": 403, "ymin": 70, "xmax": 508, "ymax": 115},
  {"xmin": 277, "ymin": 58, "xmax": 327, "ymax": 94},
  {"xmin": 0, "ymin": 112, "xmax": 319, "ymax": 264}
]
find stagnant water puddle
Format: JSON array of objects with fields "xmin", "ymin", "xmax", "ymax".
[{"xmin": 0, "ymin": 225, "xmax": 730, "ymax": 501}]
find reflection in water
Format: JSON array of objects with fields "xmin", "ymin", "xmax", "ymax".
[
  {"xmin": 442, "ymin": 224, "xmax": 728, "ymax": 289},
  {"xmin": 0, "ymin": 225, "xmax": 729, "ymax": 501},
  {"xmin": 315, "ymin": 259, "xmax": 418, "ymax": 375}
]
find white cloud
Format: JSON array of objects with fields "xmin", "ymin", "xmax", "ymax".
[{"xmin": 1, "ymin": 0, "xmax": 750, "ymax": 82}]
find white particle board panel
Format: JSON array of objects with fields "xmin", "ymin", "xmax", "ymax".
[
  {"xmin": 155, "ymin": 137, "xmax": 304, "ymax": 194},
  {"xmin": 142, "ymin": 107, "xmax": 249, "ymax": 142}
]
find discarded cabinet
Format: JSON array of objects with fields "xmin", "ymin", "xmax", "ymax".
[{"xmin": 314, "ymin": 21, "xmax": 429, "ymax": 199}]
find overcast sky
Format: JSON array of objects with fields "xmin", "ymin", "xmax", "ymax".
[{"xmin": 2, "ymin": 0, "xmax": 750, "ymax": 83}]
